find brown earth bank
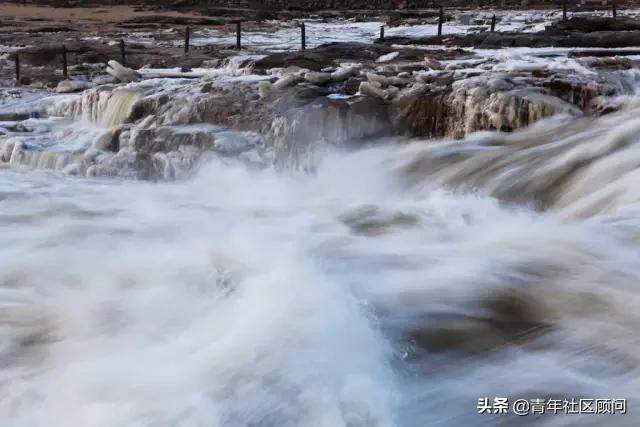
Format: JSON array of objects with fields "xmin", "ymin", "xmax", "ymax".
[{"xmin": 4, "ymin": 0, "xmax": 640, "ymax": 10}]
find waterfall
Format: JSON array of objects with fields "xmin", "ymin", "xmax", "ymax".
[
  {"xmin": 4, "ymin": 84, "xmax": 640, "ymax": 426},
  {"xmin": 389, "ymin": 106, "xmax": 640, "ymax": 218},
  {"xmin": 48, "ymin": 88, "xmax": 141, "ymax": 128}
]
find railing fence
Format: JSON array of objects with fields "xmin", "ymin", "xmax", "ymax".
[{"xmin": 5, "ymin": 2, "xmax": 629, "ymax": 84}]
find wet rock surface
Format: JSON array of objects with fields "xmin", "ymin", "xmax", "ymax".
[
  {"xmin": 387, "ymin": 17, "xmax": 640, "ymax": 49},
  {"xmin": 3, "ymin": 38, "xmax": 640, "ymax": 177},
  {"xmin": 2, "ymin": 5, "xmax": 640, "ymax": 176}
]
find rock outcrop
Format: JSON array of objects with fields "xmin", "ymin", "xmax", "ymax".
[
  {"xmin": 106, "ymin": 61, "xmax": 141, "ymax": 83},
  {"xmin": 389, "ymin": 81, "xmax": 581, "ymax": 139},
  {"xmin": 386, "ymin": 18, "xmax": 640, "ymax": 49},
  {"xmin": 3, "ymin": 34, "xmax": 639, "ymax": 178}
]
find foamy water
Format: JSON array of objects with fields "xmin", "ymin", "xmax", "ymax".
[
  {"xmin": 3, "ymin": 32, "xmax": 640, "ymax": 423},
  {"xmin": 3, "ymin": 106, "xmax": 640, "ymax": 425}
]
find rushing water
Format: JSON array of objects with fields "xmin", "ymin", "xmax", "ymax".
[{"xmin": 2, "ymin": 104, "xmax": 640, "ymax": 426}]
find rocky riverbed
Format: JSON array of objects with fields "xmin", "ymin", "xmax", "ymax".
[{"xmin": 2, "ymin": 9, "xmax": 640, "ymax": 178}]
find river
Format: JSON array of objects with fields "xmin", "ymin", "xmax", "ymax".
[{"xmin": 2, "ymin": 103, "xmax": 640, "ymax": 425}]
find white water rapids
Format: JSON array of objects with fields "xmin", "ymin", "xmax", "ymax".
[{"xmin": 3, "ymin": 109, "xmax": 640, "ymax": 425}]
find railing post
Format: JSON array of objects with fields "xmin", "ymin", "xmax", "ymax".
[
  {"xmin": 61, "ymin": 44, "xmax": 68, "ymax": 78},
  {"xmin": 438, "ymin": 5, "xmax": 444, "ymax": 37},
  {"xmin": 15, "ymin": 53, "xmax": 20, "ymax": 83},
  {"xmin": 379, "ymin": 25, "xmax": 385, "ymax": 41},
  {"xmin": 491, "ymin": 14, "xmax": 496, "ymax": 32},
  {"xmin": 301, "ymin": 22, "xmax": 306, "ymax": 51},
  {"xmin": 184, "ymin": 26, "xmax": 190, "ymax": 53},
  {"xmin": 612, "ymin": 0, "xmax": 617, "ymax": 20},
  {"xmin": 562, "ymin": 0, "xmax": 567, "ymax": 21},
  {"xmin": 120, "ymin": 39, "xmax": 126, "ymax": 66},
  {"xmin": 236, "ymin": 21, "xmax": 242, "ymax": 50}
]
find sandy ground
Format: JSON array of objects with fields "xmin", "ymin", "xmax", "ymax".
[{"xmin": 0, "ymin": 4, "xmax": 203, "ymax": 24}]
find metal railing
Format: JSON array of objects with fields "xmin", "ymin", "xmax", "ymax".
[{"xmin": 4, "ymin": 1, "xmax": 628, "ymax": 83}]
